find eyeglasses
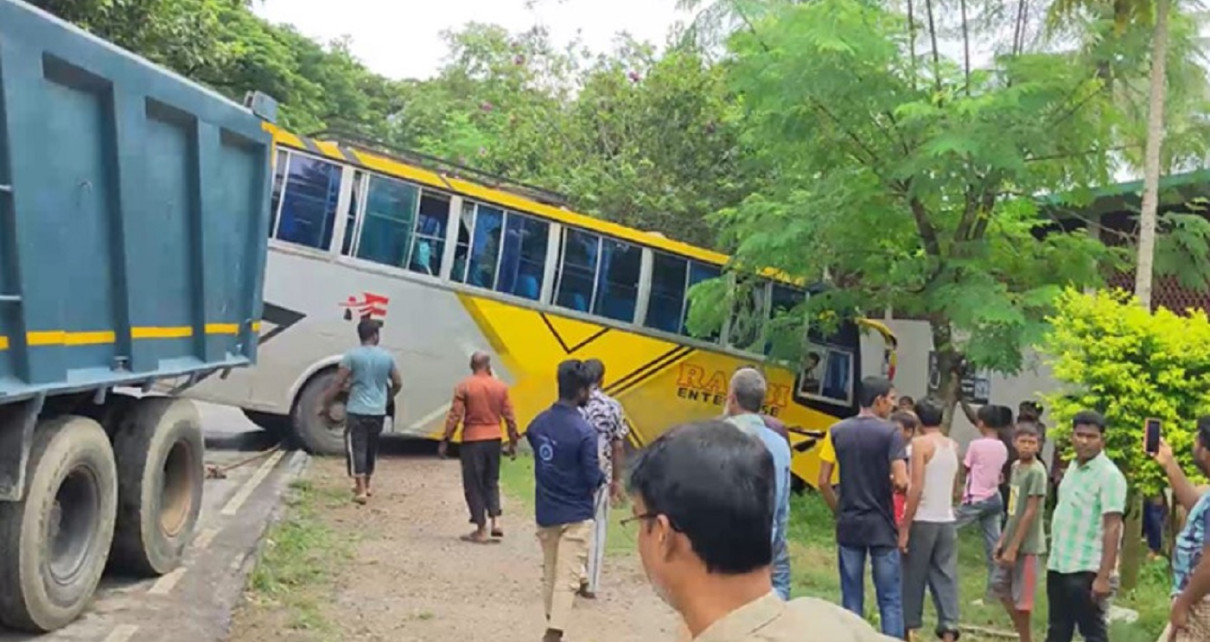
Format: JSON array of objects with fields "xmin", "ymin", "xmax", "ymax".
[{"xmin": 619, "ymin": 512, "xmax": 658, "ymax": 528}]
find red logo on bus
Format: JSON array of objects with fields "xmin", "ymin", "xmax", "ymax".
[{"xmin": 340, "ymin": 292, "xmax": 389, "ymax": 321}]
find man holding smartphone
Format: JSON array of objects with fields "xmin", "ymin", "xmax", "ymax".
[
  {"xmin": 1152, "ymin": 417, "xmax": 1210, "ymax": 641},
  {"xmin": 1045, "ymin": 410, "xmax": 1126, "ymax": 642}
]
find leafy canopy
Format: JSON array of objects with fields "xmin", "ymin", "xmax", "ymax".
[
  {"xmin": 1045, "ymin": 289, "xmax": 1210, "ymax": 493},
  {"xmin": 692, "ymin": 0, "xmax": 1131, "ymax": 381}
]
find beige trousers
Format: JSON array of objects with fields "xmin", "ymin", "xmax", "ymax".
[{"xmin": 537, "ymin": 520, "xmax": 592, "ymax": 632}]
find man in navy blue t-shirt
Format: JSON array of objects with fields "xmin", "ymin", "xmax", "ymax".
[{"xmin": 527, "ymin": 360, "xmax": 604, "ymax": 642}]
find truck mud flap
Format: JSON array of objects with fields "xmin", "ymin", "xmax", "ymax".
[{"xmin": 0, "ymin": 395, "xmax": 44, "ymax": 502}]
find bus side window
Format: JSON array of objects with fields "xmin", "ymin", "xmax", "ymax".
[
  {"xmin": 684, "ymin": 261, "xmax": 722, "ymax": 340},
  {"xmin": 728, "ymin": 277, "xmax": 769, "ymax": 351},
  {"xmin": 451, "ymin": 201, "xmax": 475, "ymax": 284},
  {"xmin": 496, "ymin": 213, "xmax": 549, "ymax": 301},
  {"xmin": 340, "ymin": 170, "xmax": 364, "ymax": 256},
  {"xmin": 596, "ymin": 239, "xmax": 642, "ymax": 323},
  {"xmin": 268, "ymin": 149, "xmax": 288, "ymax": 237},
  {"xmin": 766, "ymin": 284, "xmax": 805, "ymax": 356},
  {"xmin": 408, "ymin": 191, "xmax": 451, "ymax": 277},
  {"xmin": 465, "ymin": 205, "xmax": 504, "ymax": 288},
  {"xmin": 555, "ymin": 228, "xmax": 601, "ymax": 313},
  {"xmin": 274, "ymin": 153, "xmax": 342, "ymax": 250},
  {"xmin": 645, "ymin": 252, "xmax": 688, "ymax": 333},
  {"xmin": 356, "ymin": 174, "xmax": 418, "ymax": 268}
]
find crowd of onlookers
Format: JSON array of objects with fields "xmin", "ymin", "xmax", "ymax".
[{"xmin": 329, "ymin": 319, "xmax": 1210, "ymax": 641}]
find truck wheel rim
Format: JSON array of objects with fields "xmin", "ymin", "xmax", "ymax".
[
  {"xmin": 159, "ymin": 439, "xmax": 195, "ymax": 538},
  {"xmin": 47, "ymin": 467, "xmax": 99, "ymax": 584}
]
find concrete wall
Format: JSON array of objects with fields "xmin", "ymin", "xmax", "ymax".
[{"xmin": 862, "ymin": 318, "xmax": 1060, "ymax": 462}]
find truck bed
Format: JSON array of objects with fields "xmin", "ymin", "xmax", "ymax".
[{"xmin": 0, "ymin": 0, "xmax": 272, "ymax": 401}]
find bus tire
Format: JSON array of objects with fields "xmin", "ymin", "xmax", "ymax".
[
  {"xmin": 109, "ymin": 398, "xmax": 203, "ymax": 576},
  {"xmin": 290, "ymin": 369, "xmax": 347, "ymax": 456},
  {"xmin": 0, "ymin": 416, "xmax": 117, "ymax": 632}
]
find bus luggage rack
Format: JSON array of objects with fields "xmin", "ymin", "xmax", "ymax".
[{"xmin": 312, "ymin": 129, "xmax": 571, "ymax": 209}]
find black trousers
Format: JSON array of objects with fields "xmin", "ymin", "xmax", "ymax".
[
  {"xmin": 461, "ymin": 439, "xmax": 502, "ymax": 527},
  {"xmin": 345, "ymin": 413, "xmax": 384, "ymax": 478},
  {"xmin": 1045, "ymin": 571, "xmax": 1109, "ymax": 642}
]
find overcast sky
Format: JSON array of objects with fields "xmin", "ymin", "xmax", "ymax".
[{"xmin": 253, "ymin": 0, "xmax": 689, "ymax": 80}]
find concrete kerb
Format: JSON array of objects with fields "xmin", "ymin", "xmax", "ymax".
[{"xmin": 216, "ymin": 449, "xmax": 311, "ymax": 637}]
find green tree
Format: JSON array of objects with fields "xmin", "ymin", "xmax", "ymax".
[{"xmin": 688, "ymin": 0, "xmax": 1144, "ymax": 426}]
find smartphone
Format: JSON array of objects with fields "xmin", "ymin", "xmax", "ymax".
[{"xmin": 1145, "ymin": 418, "xmax": 1162, "ymax": 455}]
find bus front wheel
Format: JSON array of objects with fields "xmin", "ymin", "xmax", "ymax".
[{"xmin": 290, "ymin": 369, "xmax": 347, "ymax": 456}]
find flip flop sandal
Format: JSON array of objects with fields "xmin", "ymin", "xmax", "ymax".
[{"xmin": 491, "ymin": 529, "xmax": 504, "ymax": 538}]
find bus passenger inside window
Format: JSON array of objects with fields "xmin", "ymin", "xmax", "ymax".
[
  {"xmin": 595, "ymin": 239, "xmax": 641, "ymax": 322},
  {"xmin": 555, "ymin": 229, "xmax": 600, "ymax": 313},
  {"xmin": 496, "ymin": 214, "xmax": 549, "ymax": 301},
  {"xmin": 451, "ymin": 201, "xmax": 475, "ymax": 284},
  {"xmin": 408, "ymin": 192, "xmax": 451, "ymax": 276},
  {"xmin": 467, "ymin": 205, "xmax": 504, "ymax": 288},
  {"xmin": 274, "ymin": 154, "xmax": 341, "ymax": 250}
]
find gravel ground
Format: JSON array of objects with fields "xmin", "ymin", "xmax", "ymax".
[{"xmin": 228, "ymin": 454, "xmax": 679, "ymax": 642}]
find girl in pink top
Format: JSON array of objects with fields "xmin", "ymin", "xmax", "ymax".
[{"xmin": 956, "ymin": 404, "xmax": 1012, "ymax": 598}]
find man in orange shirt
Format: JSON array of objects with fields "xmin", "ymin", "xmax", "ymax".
[{"xmin": 441, "ymin": 352, "xmax": 520, "ymax": 544}]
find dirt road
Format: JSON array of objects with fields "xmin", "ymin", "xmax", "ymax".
[{"xmin": 228, "ymin": 453, "xmax": 679, "ymax": 642}]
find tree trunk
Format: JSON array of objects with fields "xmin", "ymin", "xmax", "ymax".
[
  {"xmin": 1120, "ymin": 493, "xmax": 1145, "ymax": 591},
  {"xmin": 930, "ymin": 322, "xmax": 963, "ymax": 434},
  {"xmin": 1134, "ymin": 0, "xmax": 1171, "ymax": 309}
]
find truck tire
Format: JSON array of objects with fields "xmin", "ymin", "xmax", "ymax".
[
  {"xmin": 290, "ymin": 369, "xmax": 346, "ymax": 456},
  {"xmin": 109, "ymin": 398, "xmax": 203, "ymax": 576},
  {"xmin": 0, "ymin": 416, "xmax": 117, "ymax": 632}
]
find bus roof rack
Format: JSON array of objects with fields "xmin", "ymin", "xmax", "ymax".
[{"xmin": 311, "ymin": 129, "xmax": 571, "ymax": 209}]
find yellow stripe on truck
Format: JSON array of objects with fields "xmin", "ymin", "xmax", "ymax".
[{"xmin": 0, "ymin": 322, "xmax": 261, "ymax": 351}]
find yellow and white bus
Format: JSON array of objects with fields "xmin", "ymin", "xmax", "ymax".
[{"xmin": 185, "ymin": 124, "xmax": 898, "ymax": 486}]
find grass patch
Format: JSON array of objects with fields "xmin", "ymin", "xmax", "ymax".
[
  {"xmin": 245, "ymin": 477, "xmax": 352, "ymax": 636},
  {"xmin": 499, "ymin": 453, "xmax": 637, "ymax": 556},
  {"xmin": 788, "ymin": 492, "xmax": 1169, "ymax": 642},
  {"xmin": 504, "ymin": 453, "xmax": 1169, "ymax": 640}
]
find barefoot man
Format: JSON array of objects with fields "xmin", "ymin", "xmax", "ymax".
[
  {"xmin": 440, "ymin": 351, "xmax": 519, "ymax": 544},
  {"xmin": 320, "ymin": 318, "xmax": 401, "ymax": 505}
]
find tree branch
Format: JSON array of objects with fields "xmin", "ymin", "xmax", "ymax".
[{"xmin": 910, "ymin": 195, "xmax": 943, "ymax": 256}]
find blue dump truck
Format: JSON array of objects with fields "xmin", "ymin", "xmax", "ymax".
[{"xmin": 0, "ymin": 1, "xmax": 273, "ymax": 631}]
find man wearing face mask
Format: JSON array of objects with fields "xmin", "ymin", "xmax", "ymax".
[
  {"xmin": 527, "ymin": 360, "xmax": 605, "ymax": 642},
  {"xmin": 627, "ymin": 420, "xmax": 897, "ymax": 641}
]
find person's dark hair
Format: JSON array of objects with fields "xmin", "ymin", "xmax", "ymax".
[
  {"xmin": 857, "ymin": 376, "xmax": 894, "ymax": 408},
  {"xmin": 890, "ymin": 411, "xmax": 920, "ymax": 432},
  {"xmin": 899, "ymin": 395, "xmax": 915, "ymax": 408},
  {"xmin": 557, "ymin": 360, "xmax": 590, "ymax": 401},
  {"xmin": 583, "ymin": 358, "xmax": 606, "ymax": 386},
  {"xmin": 1072, "ymin": 409, "xmax": 1106, "ymax": 434},
  {"xmin": 627, "ymin": 421, "xmax": 774, "ymax": 574},
  {"xmin": 1014, "ymin": 422, "xmax": 1041, "ymax": 439},
  {"xmin": 806, "ymin": 352, "xmax": 821, "ymax": 366},
  {"xmin": 356, "ymin": 318, "xmax": 382, "ymax": 342},
  {"xmin": 914, "ymin": 397, "xmax": 945, "ymax": 427},
  {"xmin": 1018, "ymin": 401, "xmax": 1044, "ymax": 420},
  {"xmin": 1196, "ymin": 416, "xmax": 1210, "ymax": 450},
  {"xmin": 977, "ymin": 404, "xmax": 1014, "ymax": 429}
]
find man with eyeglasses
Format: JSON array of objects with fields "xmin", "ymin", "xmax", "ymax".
[{"xmin": 626, "ymin": 420, "xmax": 895, "ymax": 641}]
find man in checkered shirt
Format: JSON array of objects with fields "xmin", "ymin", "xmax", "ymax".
[
  {"xmin": 1046, "ymin": 410, "xmax": 1126, "ymax": 642},
  {"xmin": 577, "ymin": 358, "xmax": 630, "ymax": 599}
]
